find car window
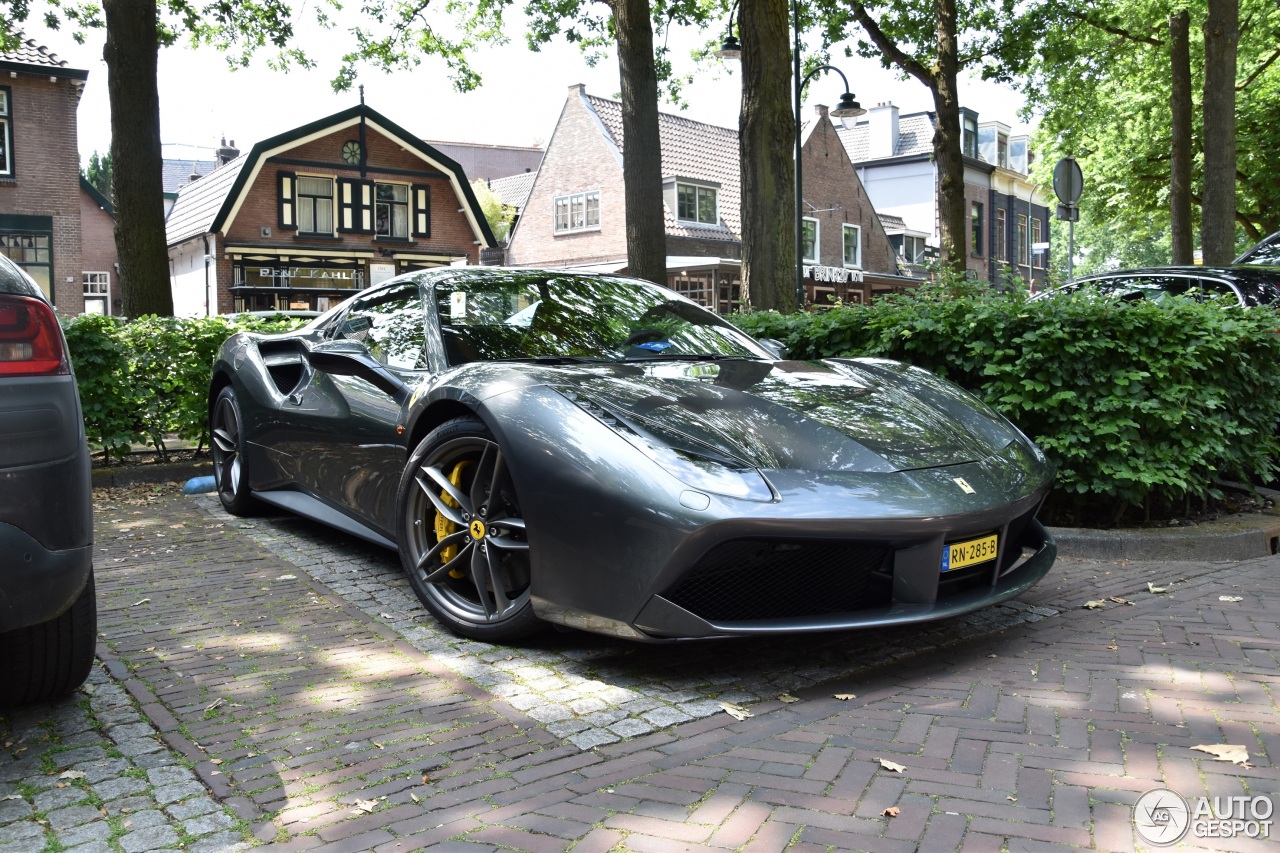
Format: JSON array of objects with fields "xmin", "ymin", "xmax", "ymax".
[
  {"xmin": 1095, "ymin": 276, "xmax": 1191, "ymax": 303},
  {"xmin": 1189, "ymin": 277, "xmax": 1241, "ymax": 304},
  {"xmin": 333, "ymin": 283, "xmax": 427, "ymax": 370}
]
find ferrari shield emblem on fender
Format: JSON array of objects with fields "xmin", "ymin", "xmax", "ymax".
[{"xmin": 953, "ymin": 477, "xmax": 976, "ymax": 495}]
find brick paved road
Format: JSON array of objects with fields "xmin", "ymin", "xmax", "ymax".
[{"xmin": 0, "ymin": 482, "xmax": 1275, "ymax": 851}]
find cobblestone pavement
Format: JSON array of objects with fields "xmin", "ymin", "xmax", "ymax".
[{"xmin": 0, "ymin": 482, "xmax": 1275, "ymax": 851}]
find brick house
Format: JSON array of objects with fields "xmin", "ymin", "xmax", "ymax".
[
  {"xmin": 165, "ymin": 104, "xmax": 496, "ymax": 316},
  {"xmin": 505, "ymin": 84, "xmax": 910, "ymax": 312},
  {"xmin": 837, "ymin": 103, "xmax": 1050, "ymax": 289},
  {"xmin": 0, "ymin": 34, "xmax": 119, "ymax": 315}
]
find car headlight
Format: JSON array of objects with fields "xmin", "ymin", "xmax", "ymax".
[{"xmin": 557, "ymin": 389, "xmax": 774, "ymax": 502}]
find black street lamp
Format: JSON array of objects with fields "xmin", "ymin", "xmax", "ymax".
[{"xmin": 719, "ymin": 1, "xmax": 864, "ymax": 309}]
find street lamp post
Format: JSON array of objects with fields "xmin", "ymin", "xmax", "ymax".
[{"xmin": 720, "ymin": 2, "xmax": 864, "ymax": 310}]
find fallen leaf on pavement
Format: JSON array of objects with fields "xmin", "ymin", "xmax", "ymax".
[
  {"xmin": 411, "ymin": 793, "xmax": 420, "ymax": 803},
  {"xmin": 351, "ymin": 799, "xmax": 378, "ymax": 814},
  {"xmin": 1191, "ymin": 744, "xmax": 1250, "ymax": 766},
  {"xmin": 777, "ymin": 693, "xmax": 800, "ymax": 704},
  {"xmin": 59, "ymin": 771, "xmax": 86, "ymax": 780},
  {"xmin": 209, "ymin": 759, "xmax": 222, "ymax": 765},
  {"xmin": 204, "ymin": 698, "xmax": 224, "ymax": 712},
  {"xmin": 878, "ymin": 758, "xmax": 906, "ymax": 773},
  {"xmin": 719, "ymin": 701, "xmax": 753, "ymax": 721},
  {"xmin": 1107, "ymin": 645, "xmax": 1118, "ymax": 651},
  {"xmin": 833, "ymin": 693, "xmax": 856, "ymax": 701},
  {"xmin": 131, "ymin": 598, "xmax": 151, "ymax": 607},
  {"xmin": 1007, "ymin": 796, "xmax": 1017, "ymax": 803},
  {"xmin": 1148, "ymin": 582, "xmax": 1169, "ymax": 594},
  {"xmin": 1083, "ymin": 600, "xmax": 1106, "ymax": 609},
  {"xmin": 276, "ymin": 574, "xmax": 296, "ymax": 580},
  {"xmin": 881, "ymin": 807, "xmax": 900, "ymax": 817},
  {"xmin": 1109, "ymin": 597, "xmax": 1132, "ymax": 605},
  {"xmin": 1219, "ymin": 595, "xmax": 1244, "ymax": 602}
]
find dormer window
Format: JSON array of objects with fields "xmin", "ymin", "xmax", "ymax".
[
  {"xmin": 997, "ymin": 133, "xmax": 1009, "ymax": 169},
  {"xmin": 962, "ymin": 110, "xmax": 978, "ymax": 159},
  {"xmin": 665, "ymin": 178, "xmax": 720, "ymax": 226}
]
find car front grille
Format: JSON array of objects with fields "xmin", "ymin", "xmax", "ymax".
[{"xmin": 663, "ymin": 540, "xmax": 893, "ymax": 622}]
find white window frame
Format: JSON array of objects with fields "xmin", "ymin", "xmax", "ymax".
[
  {"xmin": 675, "ymin": 182, "xmax": 719, "ymax": 226},
  {"xmin": 1031, "ymin": 218, "xmax": 1044, "ymax": 269},
  {"xmin": 552, "ymin": 190, "xmax": 601, "ymax": 234},
  {"xmin": 83, "ymin": 271, "xmax": 110, "ymax": 315},
  {"xmin": 0, "ymin": 88, "xmax": 11, "ymax": 178},
  {"xmin": 842, "ymin": 224, "xmax": 862, "ymax": 269},
  {"xmin": 296, "ymin": 174, "xmax": 335, "ymax": 236},
  {"xmin": 374, "ymin": 181, "xmax": 410, "ymax": 239},
  {"xmin": 801, "ymin": 217, "xmax": 820, "ymax": 265}
]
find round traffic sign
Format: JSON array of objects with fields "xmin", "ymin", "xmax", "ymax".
[{"xmin": 1053, "ymin": 157, "xmax": 1084, "ymax": 204}]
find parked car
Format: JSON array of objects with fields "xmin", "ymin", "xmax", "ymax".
[
  {"xmin": 1038, "ymin": 266, "xmax": 1280, "ymax": 307},
  {"xmin": 1235, "ymin": 231, "xmax": 1280, "ymax": 265},
  {"xmin": 208, "ymin": 268, "xmax": 1056, "ymax": 642},
  {"xmin": 0, "ymin": 255, "xmax": 96, "ymax": 704}
]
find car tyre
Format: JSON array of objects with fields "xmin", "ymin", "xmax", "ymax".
[
  {"xmin": 397, "ymin": 417, "xmax": 542, "ymax": 641},
  {"xmin": 210, "ymin": 386, "xmax": 261, "ymax": 516},
  {"xmin": 0, "ymin": 572, "xmax": 96, "ymax": 706}
]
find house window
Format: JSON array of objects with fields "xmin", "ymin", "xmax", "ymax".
[
  {"xmin": 0, "ymin": 233, "xmax": 51, "ymax": 297},
  {"xmin": 997, "ymin": 134, "xmax": 1009, "ymax": 169},
  {"xmin": 1032, "ymin": 218, "xmax": 1044, "ymax": 268},
  {"xmin": 996, "ymin": 209, "xmax": 1007, "ymax": 261},
  {"xmin": 962, "ymin": 113, "xmax": 978, "ymax": 159},
  {"xmin": 842, "ymin": 224, "xmax": 862, "ymax": 268},
  {"xmin": 1017, "ymin": 214, "xmax": 1029, "ymax": 266},
  {"xmin": 801, "ymin": 218, "xmax": 819, "ymax": 264},
  {"xmin": 553, "ymin": 190, "xmax": 601, "ymax": 233},
  {"xmin": 375, "ymin": 183, "xmax": 409, "ymax": 238},
  {"xmin": 971, "ymin": 201, "xmax": 984, "ymax": 257},
  {"xmin": 0, "ymin": 88, "xmax": 11, "ymax": 178},
  {"xmin": 676, "ymin": 183, "xmax": 718, "ymax": 225},
  {"xmin": 83, "ymin": 272, "xmax": 110, "ymax": 315},
  {"xmin": 297, "ymin": 176, "xmax": 334, "ymax": 235}
]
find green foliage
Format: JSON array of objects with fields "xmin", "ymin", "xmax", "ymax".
[
  {"xmin": 470, "ymin": 179, "xmax": 515, "ymax": 242},
  {"xmin": 733, "ymin": 284, "xmax": 1280, "ymax": 517},
  {"xmin": 81, "ymin": 150, "xmax": 113, "ymax": 202},
  {"xmin": 61, "ymin": 314, "xmax": 304, "ymax": 461}
]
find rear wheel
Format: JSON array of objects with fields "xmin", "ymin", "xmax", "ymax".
[
  {"xmin": 210, "ymin": 386, "xmax": 260, "ymax": 516},
  {"xmin": 0, "ymin": 571, "xmax": 96, "ymax": 706},
  {"xmin": 397, "ymin": 417, "xmax": 541, "ymax": 641}
]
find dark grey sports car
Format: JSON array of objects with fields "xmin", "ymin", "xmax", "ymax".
[{"xmin": 209, "ymin": 268, "xmax": 1056, "ymax": 642}]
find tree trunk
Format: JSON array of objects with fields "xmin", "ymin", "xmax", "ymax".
[
  {"xmin": 1169, "ymin": 9, "xmax": 1194, "ymax": 265},
  {"xmin": 931, "ymin": 0, "xmax": 967, "ymax": 277},
  {"xmin": 1201, "ymin": 0, "xmax": 1238, "ymax": 264},
  {"xmin": 739, "ymin": 0, "xmax": 797, "ymax": 312},
  {"xmin": 610, "ymin": 0, "xmax": 666, "ymax": 285},
  {"xmin": 104, "ymin": 0, "xmax": 173, "ymax": 317}
]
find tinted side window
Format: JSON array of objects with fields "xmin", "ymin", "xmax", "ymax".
[
  {"xmin": 334, "ymin": 283, "xmax": 426, "ymax": 370},
  {"xmin": 1102, "ymin": 276, "xmax": 1190, "ymax": 302}
]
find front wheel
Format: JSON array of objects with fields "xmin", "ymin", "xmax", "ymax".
[{"xmin": 397, "ymin": 417, "xmax": 542, "ymax": 641}]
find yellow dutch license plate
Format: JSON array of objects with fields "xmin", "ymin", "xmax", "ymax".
[{"xmin": 942, "ymin": 534, "xmax": 998, "ymax": 572}]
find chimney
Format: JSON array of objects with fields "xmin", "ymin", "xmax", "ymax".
[
  {"xmin": 189, "ymin": 167, "xmax": 202, "ymax": 184},
  {"xmin": 814, "ymin": 104, "xmax": 829, "ymax": 120},
  {"xmin": 216, "ymin": 136, "xmax": 239, "ymax": 165},
  {"xmin": 863, "ymin": 102, "xmax": 899, "ymax": 159}
]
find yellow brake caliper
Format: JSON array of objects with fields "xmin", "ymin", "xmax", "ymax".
[{"xmin": 434, "ymin": 460, "xmax": 472, "ymax": 578}]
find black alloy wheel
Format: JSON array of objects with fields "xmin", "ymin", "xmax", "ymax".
[
  {"xmin": 397, "ymin": 417, "xmax": 540, "ymax": 641},
  {"xmin": 210, "ymin": 386, "xmax": 260, "ymax": 516}
]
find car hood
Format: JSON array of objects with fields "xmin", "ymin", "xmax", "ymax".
[{"xmin": 502, "ymin": 357, "xmax": 1027, "ymax": 473}]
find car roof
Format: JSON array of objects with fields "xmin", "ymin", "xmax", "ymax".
[
  {"xmin": 1064, "ymin": 265, "xmax": 1280, "ymax": 306},
  {"xmin": 1236, "ymin": 231, "xmax": 1280, "ymax": 264},
  {"xmin": 0, "ymin": 254, "xmax": 48, "ymax": 302}
]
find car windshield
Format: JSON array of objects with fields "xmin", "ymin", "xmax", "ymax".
[
  {"xmin": 434, "ymin": 273, "xmax": 773, "ymax": 365},
  {"xmin": 1236, "ymin": 232, "xmax": 1280, "ymax": 265}
]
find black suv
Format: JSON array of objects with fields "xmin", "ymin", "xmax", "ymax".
[
  {"xmin": 0, "ymin": 254, "xmax": 95, "ymax": 704},
  {"xmin": 1042, "ymin": 266, "xmax": 1280, "ymax": 308}
]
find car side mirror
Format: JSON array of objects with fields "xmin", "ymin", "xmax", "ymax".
[{"xmin": 757, "ymin": 338, "xmax": 789, "ymax": 360}]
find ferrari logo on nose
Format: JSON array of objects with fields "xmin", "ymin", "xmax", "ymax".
[
  {"xmin": 953, "ymin": 477, "xmax": 976, "ymax": 495},
  {"xmin": 469, "ymin": 520, "xmax": 486, "ymax": 540}
]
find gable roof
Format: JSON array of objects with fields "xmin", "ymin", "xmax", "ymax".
[
  {"xmin": 166, "ymin": 155, "xmax": 248, "ymax": 245},
  {"xmin": 487, "ymin": 172, "xmax": 537, "ymax": 212},
  {"xmin": 0, "ymin": 32, "xmax": 88, "ymax": 79},
  {"xmin": 166, "ymin": 104, "xmax": 495, "ymax": 247},
  {"xmin": 583, "ymin": 93, "xmax": 740, "ymax": 242},
  {"xmin": 80, "ymin": 176, "xmax": 115, "ymax": 217},
  {"xmin": 164, "ymin": 159, "xmax": 218, "ymax": 195},
  {"xmin": 835, "ymin": 112, "xmax": 935, "ymax": 162}
]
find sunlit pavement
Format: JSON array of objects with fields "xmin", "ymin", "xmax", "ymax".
[{"xmin": 0, "ymin": 481, "xmax": 1275, "ymax": 851}]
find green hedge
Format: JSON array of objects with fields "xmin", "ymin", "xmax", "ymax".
[
  {"xmin": 735, "ymin": 281, "xmax": 1280, "ymax": 520},
  {"xmin": 62, "ymin": 314, "xmax": 303, "ymax": 462}
]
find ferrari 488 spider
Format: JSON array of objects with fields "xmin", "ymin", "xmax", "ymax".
[{"xmin": 208, "ymin": 268, "xmax": 1056, "ymax": 642}]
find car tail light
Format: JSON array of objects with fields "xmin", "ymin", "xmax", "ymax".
[{"xmin": 0, "ymin": 294, "xmax": 69, "ymax": 376}]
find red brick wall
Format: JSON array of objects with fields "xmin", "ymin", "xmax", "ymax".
[
  {"xmin": 79, "ymin": 187, "xmax": 119, "ymax": 310},
  {"xmin": 505, "ymin": 87, "xmax": 628, "ymax": 267},
  {"xmin": 0, "ymin": 73, "xmax": 83, "ymax": 313},
  {"xmin": 801, "ymin": 112, "xmax": 897, "ymax": 276}
]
